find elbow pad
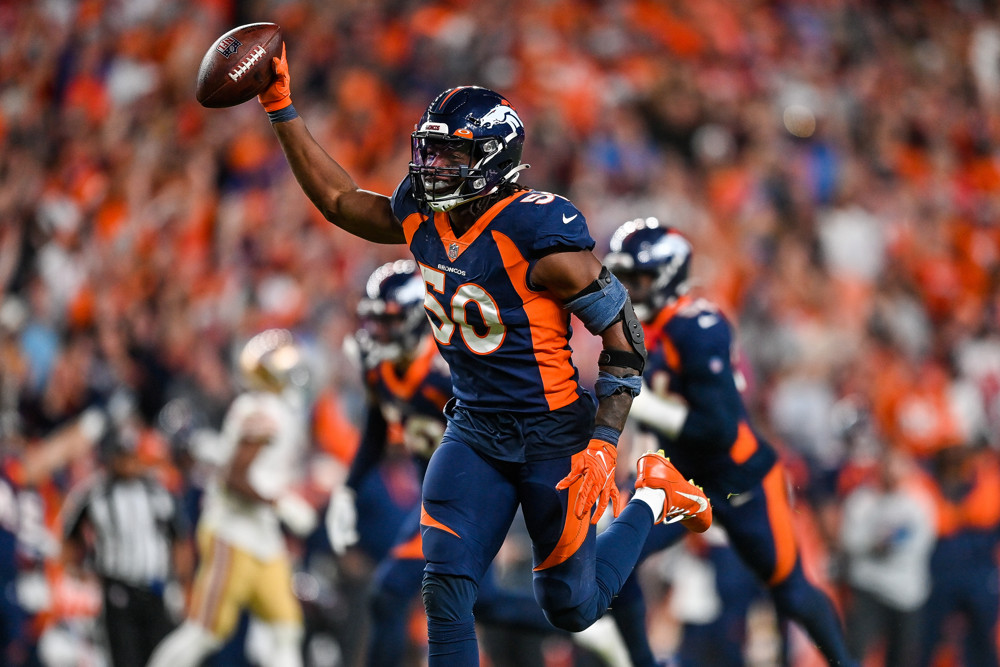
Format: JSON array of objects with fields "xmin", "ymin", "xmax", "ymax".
[{"xmin": 565, "ymin": 267, "xmax": 647, "ymax": 371}]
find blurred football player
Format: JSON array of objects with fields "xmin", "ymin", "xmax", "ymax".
[
  {"xmin": 256, "ymin": 51, "xmax": 711, "ymax": 665},
  {"xmin": 147, "ymin": 329, "xmax": 315, "ymax": 667},
  {"xmin": 604, "ymin": 218, "xmax": 858, "ymax": 667}
]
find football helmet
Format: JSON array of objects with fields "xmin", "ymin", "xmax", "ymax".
[
  {"xmin": 238, "ymin": 328, "xmax": 307, "ymax": 393},
  {"xmin": 355, "ymin": 259, "xmax": 428, "ymax": 366},
  {"xmin": 409, "ymin": 86, "xmax": 528, "ymax": 212},
  {"xmin": 604, "ymin": 218, "xmax": 692, "ymax": 322}
]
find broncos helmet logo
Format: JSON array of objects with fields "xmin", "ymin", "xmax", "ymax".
[{"xmin": 475, "ymin": 105, "xmax": 524, "ymax": 141}]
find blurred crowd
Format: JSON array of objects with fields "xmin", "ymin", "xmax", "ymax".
[{"xmin": 3, "ymin": 0, "xmax": 1000, "ymax": 665}]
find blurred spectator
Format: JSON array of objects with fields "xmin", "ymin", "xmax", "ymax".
[
  {"xmin": 2, "ymin": 0, "xmax": 1000, "ymax": 664},
  {"xmin": 0, "ymin": 408, "xmax": 107, "ymax": 666},
  {"xmin": 839, "ymin": 447, "xmax": 937, "ymax": 667},
  {"xmin": 60, "ymin": 417, "xmax": 192, "ymax": 667},
  {"xmin": 917, "ymin": 443, "xmax": 1000, "ymax": 667}
]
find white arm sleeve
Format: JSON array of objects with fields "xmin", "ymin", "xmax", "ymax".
[{"xmin": 628, "ymin": 380, "xmax": 689, "ymax": 439}]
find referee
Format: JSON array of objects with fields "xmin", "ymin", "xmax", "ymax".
[{"xmin": 61, "ymin": 419, "xmax": 191, "ymax": 667}]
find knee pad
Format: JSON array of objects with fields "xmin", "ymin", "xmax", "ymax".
[
  {"xmin": 421, "ymin": 572, "xmax": 477, "ymax": 622},
  {"xmin": 545, "ymin": 606, "xmax": 593, "ymax": 633},
  {"xmin": 422, "ymin": 572, "xmax": 479, "ymax": 645}
]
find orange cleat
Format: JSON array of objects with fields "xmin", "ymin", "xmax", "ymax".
[{"xmin": 635, "ymin": 450, "xmax": 712, "ymax": 533}]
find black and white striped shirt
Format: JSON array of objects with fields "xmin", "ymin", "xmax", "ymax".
[{"xmin": 62, "ymin": 473, "xmax": 186, "ymax": 586}]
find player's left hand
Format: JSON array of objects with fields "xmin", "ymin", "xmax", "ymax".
[
  {"xmin": 556, "ymin": 439, "xmax": 624, "ymax": 524},
  {"xmin": 258, "ymin": 42, "xmax": 292, "ymax": 112}
]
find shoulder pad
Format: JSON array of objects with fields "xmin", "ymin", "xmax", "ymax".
[
  {"xmin": 390, "ymin": 176, "xmax": 423, "ymax": 220},
  {"xmin": 513, "ymin": 191, "xmax": 594, "ymax": 255}
]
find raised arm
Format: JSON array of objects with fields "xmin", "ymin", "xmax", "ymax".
[{"xmin": 259, "ymin": 45, "xmax": 405, "ymax": 245}]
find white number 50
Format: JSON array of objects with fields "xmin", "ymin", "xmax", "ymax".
[{"xmin": 420, "ymin": 264, "xmax": 506, "ymax": 355}]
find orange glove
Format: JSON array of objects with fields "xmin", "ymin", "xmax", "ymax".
[
  {"xmin": 556, "ymin": 439, "xmax": 625, "ymax": 524},
  {"xmin": 258, "ymin": 42, "xmax": 292, "ymax": 112}
]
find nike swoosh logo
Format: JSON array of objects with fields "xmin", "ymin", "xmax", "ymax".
[
  {"xmin": 677, "ymin": 491, "xmax": 708, "ymax": 514},
  {"xmin": 562, "ymin": 213, "xmax": 578, "ymax": 224}
]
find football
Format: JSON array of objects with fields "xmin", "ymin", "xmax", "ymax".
[{"xmin": 196, "ymin": 23, "xmax": 282, "ymax": 108}]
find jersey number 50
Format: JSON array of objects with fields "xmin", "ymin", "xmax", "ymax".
[{"xmin": 420, "ymin": 264, "xmax": 506, "ymax": 355}]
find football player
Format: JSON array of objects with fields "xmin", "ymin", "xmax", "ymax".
[
  {"xmin": 333, "ymin": 259, "xmax": 581, "ymax": 665},
  {"xmin": 604, "ymin": 218, "xmax": 858, "ymax": 667},
  {"xmin": 147, "ymin": 329, "xmax": 315, "ymax": 667},
  {"xmin": 256, "ymin": 49, "xmax": 711, "ymax": 665}
]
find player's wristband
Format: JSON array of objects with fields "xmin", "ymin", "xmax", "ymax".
[
  {"xmin": 591, "ymin": 425, "xmax": 621, "ymax": 447},
  {"xmin": 267, "ymin": 104, "xmax": 299, "ymax": 124}
]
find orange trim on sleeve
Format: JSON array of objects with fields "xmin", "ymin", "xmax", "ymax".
[
  {"xmin": 534, "ymin": 456, "xmax": 590, "ymax": 571},
  {"xmin": 402, "ymin": 212, "xmax": 425, "ymax": 245},
  {"xmin": 730, "ymin": 422, "xmax": 759, "ymax": 465},
  {"xmin": 390, "ymin": 533, "xmax": 425, "ymax": 560},
  {"xmin": 761, "ymin": 463, "xmax": 799, "ymax": 586},
  {"xmin": 492, "ymin": 230, "xmax": 579, "ymax": 412},
  {"xmin": 420, "ymin": 504, "xmax": 460, "ymax": 538}
]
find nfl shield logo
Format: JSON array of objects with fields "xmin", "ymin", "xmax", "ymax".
[
  {"xmin": 216, "ymin": 37, "xmax": 242, "ymax": 58},
  {"xmin": 448, "ymin": 243, "xmax": 460, "ymax": 260}
]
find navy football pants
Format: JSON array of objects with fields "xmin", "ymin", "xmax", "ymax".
[{"xmin": 419, "ymin": 439, "xmax": 654, "ymax": 666}]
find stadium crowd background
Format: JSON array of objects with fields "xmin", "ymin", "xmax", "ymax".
[{"xmin": 2, "ymin": 0, "xmax": 1000, "ymax": 665}]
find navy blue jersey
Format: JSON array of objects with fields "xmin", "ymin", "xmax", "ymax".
[
  {"xmin": 347, "ymin": 336, "xmax": 452, "ymax": 491},
  {"xmin": 391, "ymin": 178, "xmax": 594, "ymax": 415},
  {"xmin": 366, "ymin": 336, "xmax": 452, "ymax": 436},
  {"xmin": 642, "ymin": 295, "xmax": 777, "ymax": 497}
]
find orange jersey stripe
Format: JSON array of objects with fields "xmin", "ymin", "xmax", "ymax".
[
  {"xmin": 492, "ymin": 230, "xmax": 578, "ymax": 411},
  {"xmin": 401, "ymin": 212, "xmax": 425, "ymax": 245},
  {"xmin": 420, "ymin": 504, "xmax": 460, "ymax": 538},
  {"xmin": 762, "ymin": 463, "xmax": 799, "ymax": 585},
  {"xmin": 647, "ymin": 295, "xmax": 692, "ymax": 369},
  {"xmin": 730, "ymin": 421, "xmax": 759, "ymax": 464}
]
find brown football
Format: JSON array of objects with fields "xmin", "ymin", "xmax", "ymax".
[{"xmin": 196, "ymin": 23, "xmax": 282, "ymax": 108}]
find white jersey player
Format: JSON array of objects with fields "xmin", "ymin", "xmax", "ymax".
[{"xmin": 148, "ymin": 329, "xmax": 314, "ymax": 667}]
